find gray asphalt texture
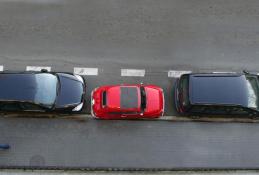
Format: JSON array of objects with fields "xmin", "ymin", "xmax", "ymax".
[
  {"xmin": 2, "ymin": 118, "xmax": 259, "ymax": 169},
  {"xmin": 1, "ymin": 0, "xmax": 259, "ymax": 169}
]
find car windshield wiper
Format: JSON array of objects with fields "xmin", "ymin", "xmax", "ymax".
[{"xmin": 140, "ymin": 86, "xmax": 146, "ymax": 110}]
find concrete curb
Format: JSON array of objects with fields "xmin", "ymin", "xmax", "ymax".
[{"xmin": 1, "ymin": 114, "xmax": 258, "ymax": 123}]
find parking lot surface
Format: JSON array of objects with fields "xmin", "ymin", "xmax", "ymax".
[{"xmin": 1, "ymin": 0, "xmax": 259, "ymax": 169}]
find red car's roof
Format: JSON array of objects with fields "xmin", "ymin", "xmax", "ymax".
[{"xmin": 106, "ymin": 86, "xmax": 141, "ymax": 111}]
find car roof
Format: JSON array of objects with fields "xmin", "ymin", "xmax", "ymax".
[
  {"xmin": 189, "ymin": 74, "xmax": 249, "ymax": 107},
  {"xmin": 0, "ymin": 72, "xmax": 56, "ymax": 103},
  {"xmin": 120, "ymin": 86, "xmax": 139, "ymax": 109}
]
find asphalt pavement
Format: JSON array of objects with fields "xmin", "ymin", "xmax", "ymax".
[
  {"xmin": 1, "ymin": 0, "xmax": 259, "ymax": 170},
  {"xmin": 2, "ymin": 117, "xmax": 259, "ymax": 169}
]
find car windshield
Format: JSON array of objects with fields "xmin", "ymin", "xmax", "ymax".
[
  {"xmin": 140, "ymin": 86, "xmax": 146, "ymax": 110},
  {"xmin": 179, "ymin": 75, "xmax": 190, "ymax": 109},
  {"xmin": 34, "ymin": 73, "xmax": 58, "ymax": 107},
  {"xmin": 245, "ymin": 75, "xmax": 259, "ymax": 110},
  {"xmin": 34, "ymin": 73, "xmax": 58, "ymax": 106},
  {"xmin": 102, "ymin": 91, "xmax": 107, "ymax": 106}
]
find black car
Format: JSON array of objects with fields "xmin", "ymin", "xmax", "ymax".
[
  {"xmin": 0, "ymin": 71, "xmax": 86, "ymax": 115},
  {"xmin": 174, "ymin": 72, "xmax": 259, "ymax": 118}
]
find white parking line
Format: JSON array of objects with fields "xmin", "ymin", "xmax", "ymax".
[
  {"xmin": 168, "ymin": 70, "xmax": 192, "ymax": 78},
  {"xmin": 121, "ymin": 69, "xmax": 145, "ymax": 77},
  {"xmin": 0, "ymin": 65, "xmax": 3, "ymax": 71},
  {"xmin": 74, "ymin": 67, "xmax": 98, "ymax": 76},
  {"xmin": 26, "ymin": 66, "xmax": 51, "ymax": 72}
]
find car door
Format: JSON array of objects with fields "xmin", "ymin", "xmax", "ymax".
[
  {"xmin": 0, "ymin": 102, "xmax": 47, "ymax": 117},
  {"xmin": 227, "ymin": 106, "xmax": 255, "ymax": 118},
  {"xmin": 189, "ymin": 105, "xmax": 229, "ymax": 117},
  {"xmin": 0, "ymin": 102, "xmax": 23, "ymax": 113},
  {"xmin": 121, "ymin": 111, "xmax": 142, "ymax": 119}
]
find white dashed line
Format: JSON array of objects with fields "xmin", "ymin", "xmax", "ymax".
[
  {"xmin": 213, "ymin": 71, "xmax": 236, "ymax": 74},
  {"xmin": 74, "ymin": 67, "xmax": 98, "ymax": 76},
  {"xmin": 168, "ymin": 70, "xmax": 192, "ymax": 78},
  {"xmin": 26, "ymin": 66, "xmax": 51, "ymax": 72},
  {"xmin": 121, "ymin": 69, "xmax": 145, "ymax": 77},
  {"xmin": 0, "ymin": 65, "xmax": 3, "ymax": 71}
]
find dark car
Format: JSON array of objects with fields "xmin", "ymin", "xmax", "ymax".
[
  {"xmin": 174, "ymin": 72, "xmax": 259, "ymax": 118},
  {"xmin": 0, "ymin": 71, "xmax": 86, "ymax": 115}
]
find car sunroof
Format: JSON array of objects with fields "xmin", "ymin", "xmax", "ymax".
[{"xmin": 120, "ymin": 87, "xmax": 138, "ymax": 109}]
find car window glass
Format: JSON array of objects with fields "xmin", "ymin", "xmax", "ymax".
[
  {"xmin": 209, "ymin": 106, "xmax": 228, "ymax": 115},
  {"xmin": 34, "ymin": 73, "xmax": 58, "ymax": 106},
  {"xmin": 109, "ymin": 111, "xmax": 139, "ymax": 115},
  {"xmin": 245, "ymin": 76, "xmax": 259, "ymax": 110},
  {"xmin": 0, "ymin": 103, "xmax": 22, "ymax": 111},
  {"xmin": 108, "ymin": 112, "xmax": 122, "ymax": 115},
  {"xmin": 190, "ymin": 105, "xmax": 227, "ymax": 115},
  {"xmin": 190, "ymin": 105, "xmax": 205, "ymax": 113},
  {"xmin": 179, "ymin": 75, "xmax": 190, "ymax": 108},
  {"xmin": 20, "ymin": 103, "xmax": 44, "ymax": 111},
  {"xmin": 229, "ymin": 106, "xmax": 249, "ymax": 115},
  {"xmin": 102, "ymin": 91, "xmax": 107, "ymax": 106}
]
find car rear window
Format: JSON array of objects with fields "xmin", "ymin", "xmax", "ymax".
[
  {"xmin": 102, "ymin": 91, "xmax": 107, "ymax": 106},
  {"xmin": 179, "ymin": 75, "xmax": 190, "ymax": 109}
]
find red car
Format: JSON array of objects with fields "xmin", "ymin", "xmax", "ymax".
[{"xmin": 91, "ymin": 84, "xmax": 164, "ymax": 119}]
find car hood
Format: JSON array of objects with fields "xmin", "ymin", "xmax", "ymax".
[
  {"xmin": 144, "ymin": 87, "xmax": 164, "ymax": 114},
  {"xmin": 55, "ymin": 74, "xmax": 84, "ymax": 108}
]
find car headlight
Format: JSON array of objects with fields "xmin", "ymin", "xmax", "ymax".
[
  {"xmin": 72, "ymin": 103, "xmax": 84, "ymax": 111},
  {"xmin": 74, "ymin": 74, "xmax": 84, "ymax": 84}
]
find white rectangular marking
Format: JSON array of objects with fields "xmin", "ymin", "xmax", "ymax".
[
  {"xmin": 74, "ymin": 67, "xmax": 98, "ymax": 76},
  {"xmin": 0, "ymin": 65, "xmax": 3, "ymax": 71},
  {"xmin": 168, "ymin": 70, "xmax": 192, "ymax": 78},
  {"xmin": 26, "ymin": 66, "xmax": 51, "ymax": 72},
  {"xmin": 121, "ymin": 69, "xmax": 145, "ymax": 77}
]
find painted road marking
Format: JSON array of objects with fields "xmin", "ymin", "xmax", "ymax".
[
  {"xmin": 74, "ymin": 67, "xmax": 98, "ymax": 76},
  {"xmin": 168, "ymin": 70, "xmax": 192, "ymax": 78},
  {"xmin": 26, "ymin": 66, "xmax": 51, "ymax": 72},
  {"xmin": 121, "ymin": 69, "xmax": 145, "ymax": 77},
  {"xmin": 0, "ymin": 65, "xmax": 3, "ymax": 71}
]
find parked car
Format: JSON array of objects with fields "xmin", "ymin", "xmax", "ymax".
[
  {"xmin": 91, "ymin": 84, "xmax": 164, "ymax": 119},
  {"xmin": 174, "ymin": 72, "xmax": 259, "ymax": 118},
  {"xmin": 0, "ymin": 70, "xmax": 86, "ymax": 115}
]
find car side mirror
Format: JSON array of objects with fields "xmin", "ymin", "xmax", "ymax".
[
  {"xmin": 41, "ymin": 69, "xmax": 48, "ymax": 73},
  {"xmin": 243, "ymin": 70, "xmax": 250, "ymax": 74}
]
